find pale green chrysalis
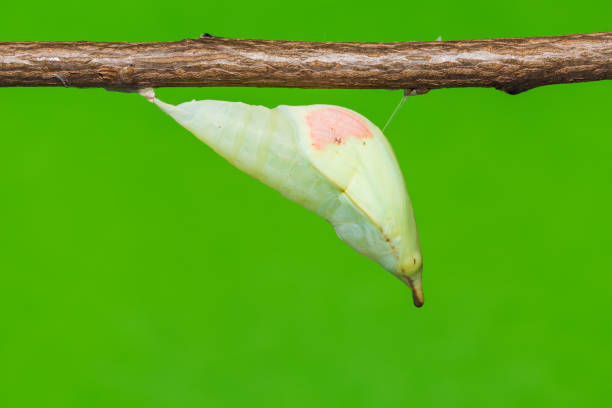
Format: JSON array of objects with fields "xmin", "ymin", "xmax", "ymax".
[{"xmin": 140, "ymin": 89, "xmax": 424, "ymax": 307}]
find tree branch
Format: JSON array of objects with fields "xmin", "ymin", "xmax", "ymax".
[{"xmin": 0, "ymin": 32, "xmax": 610, "ymax": 94}]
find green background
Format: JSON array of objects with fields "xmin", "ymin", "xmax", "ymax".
[{"xmin": 1, "ymin": 1, "xmax": 610, "ymax": 406}]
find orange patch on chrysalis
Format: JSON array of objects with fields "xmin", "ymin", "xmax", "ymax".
[{"xmin": 306, "ymin": 108, "xmax": 373, "ymax": 150}]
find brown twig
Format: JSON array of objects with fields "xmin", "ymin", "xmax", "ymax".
[{"xmin": 0, "ymin": 32, "xmax": 610, "ymax": 94}]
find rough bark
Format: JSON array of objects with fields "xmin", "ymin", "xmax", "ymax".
[{"xmin": 0, "ymin": 32, "xmax": 610, "ymax": 94}]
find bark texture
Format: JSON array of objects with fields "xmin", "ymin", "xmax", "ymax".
[{"xmin": 0, "ymin": 32, "xmax": 610, "ymax": 94}]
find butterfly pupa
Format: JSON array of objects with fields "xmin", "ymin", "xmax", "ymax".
[{"xmin": 140, "ymin": 89, "xmax": 424, "ymax": 307}]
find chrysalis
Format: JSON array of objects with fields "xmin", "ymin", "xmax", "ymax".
[{"xmin": 140, "ymin": 89, "xmax": 424, "ymax": 307}]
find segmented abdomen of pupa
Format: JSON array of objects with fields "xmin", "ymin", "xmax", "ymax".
[{"xmin": 142, "ymin": 89, "xmax": 424, "ymax": 306}]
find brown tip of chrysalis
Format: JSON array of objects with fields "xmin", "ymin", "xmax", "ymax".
[
  {"xmin": 400, "ymin": 270, "xmax": 424, "ymax": 308},
  {"xmin": 410, "ymin": 282, "xmax": 425, "ymax": 308}
]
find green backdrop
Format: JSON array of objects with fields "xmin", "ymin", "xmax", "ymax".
[{"xmin": 1, "ymin": 1, "xmax": 610, "ymax": 407}]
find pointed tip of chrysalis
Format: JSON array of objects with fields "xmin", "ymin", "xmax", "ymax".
[
  {"xmin": 399, "ymin": 269, "xmax": 424, "ymax": 308},
  {"xmin": 139, "ymin": 87, "xmax": 156, "ymax": 102},
  {"xmin": 139, "ymin": 88, "xmax": 187, "ymax": 120},
  {"xmin": 410, "ymin": 281, "xmax": 425, "ymax": 308}
]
